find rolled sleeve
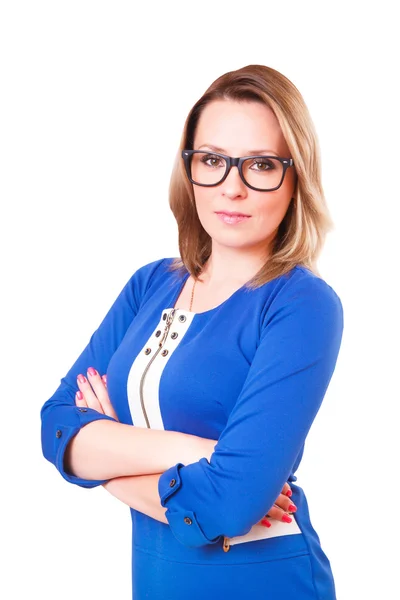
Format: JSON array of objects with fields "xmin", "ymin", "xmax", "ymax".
[
  {"xmin": 44, "ymin": 403, "xmax": 118, "ymax": 488},
  {"xmin": 159, "ymin": 463, "xmax": 223, "ymax": 547},
  {"xmin": 158, "ymin": 273, "xmax": 344, "ymax": 547},
  {"xmin": 40, "ymin": 257, "xmax": 167, "ymax": 488}
]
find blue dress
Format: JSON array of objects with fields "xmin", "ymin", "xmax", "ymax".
[{"xmin": 40, "ymin": 256, "xmax": 344, "ymax": 600}]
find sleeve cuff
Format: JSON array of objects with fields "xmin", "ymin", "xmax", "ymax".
[
  {"xmin": 158, "ymin": 463, "xmax": 222, "ymax": 548},
  {"xmin": 54, "ymin": 407, "xmax": 118, "ymax": 488}
]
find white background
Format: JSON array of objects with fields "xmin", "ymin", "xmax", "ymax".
[{"xmin": 1, "ymin": 1, "xmax": 399, "ymax": 598}]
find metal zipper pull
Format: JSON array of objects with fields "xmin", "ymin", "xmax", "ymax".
[
  {"xmin": 159, "ymin": 309, "xmax": 176, "ymax": 347},
  {"xmin": 222, "ymin": 536, "xmax": 231, "ymax": 552}
]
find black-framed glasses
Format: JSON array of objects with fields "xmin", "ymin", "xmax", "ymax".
[{"xmin": 182, "ymin": 149, "xmax": 295, "ymax": 192}]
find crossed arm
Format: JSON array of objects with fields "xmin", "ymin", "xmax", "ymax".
[
  {"xmin": 63, "ymin": 372, "xmax": 217, "ymax": 524},
  {"xmin": 65, "ymin": 369, "xmax": 293, "ymax": 527},
  {"xmin": 64, "ymin": 417, "xmax": 292, "ymax": 527}
]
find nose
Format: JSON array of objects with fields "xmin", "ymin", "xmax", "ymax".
[{"xmin": 219, "ymin": 164, "xmax": 247, "ymax": 194}]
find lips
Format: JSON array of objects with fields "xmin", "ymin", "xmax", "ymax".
[
  {"xmin": 216, "ymin": 212, "xmax": 251, "ymax": 225},
  {"xmin": 215, "ymin": 211, "xmax": 251, "ymax": 217}
]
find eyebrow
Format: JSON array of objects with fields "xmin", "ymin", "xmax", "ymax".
[{"xmin": 197, "ymin": 144, "xmax": 279, "ymax": 155}]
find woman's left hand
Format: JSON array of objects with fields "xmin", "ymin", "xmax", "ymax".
[
  {"xmin": 257, "ymin": 482, "xmax": 297, "ymax": 528},
  {"xmin": 75, "ymin": 367, "xmax": 119, "ymax": 421}
]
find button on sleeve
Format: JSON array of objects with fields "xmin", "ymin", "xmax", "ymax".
[{"xmin": 159, "ymin": 463, "xmax": 183, "ymax": 504}]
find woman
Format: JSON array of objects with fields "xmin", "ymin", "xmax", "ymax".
[{"xmin": 40, "ymin": 64, "xmax": 344, "ymax": 599}]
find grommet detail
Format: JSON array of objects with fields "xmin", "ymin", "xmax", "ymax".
[
  {"xmin": 55, "ymin": 430, "xmax": 62, "ymax": 438},
  {"xmin": 169, "ymin": 478, "xmax": 176, "ymax": 487},
  {"xmin": 163, "ymin": 313, "xmax": 167, "ymax": 320},
  {"xmin": 145, "ymin": 348, "xmax": 152, "ymax": 355},
  {"xmin": 178, "ymin": 315, "xmax": 186, "ymax": 322},
  {"xmin": 77, "ymin": 407, "xmax": 88, "ymax": 412},
  {"xmin": 171, "ymin": 332, "xmax": 178, "ymax": 339},
  {"xmin": 183, "ymin": 517, "xmax": 192, "ymax": 525},
  {"xmin": 155, "ymin": 330, "xmax": 161, "ymax": 337},
  {"xmin": 161, "ymin": 349, "xmax": 169, "ymax": 356}
]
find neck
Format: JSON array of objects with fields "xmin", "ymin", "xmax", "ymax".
[{"xmin": 199, "ymin": 246, "xmax": 270, "ymax": 288}]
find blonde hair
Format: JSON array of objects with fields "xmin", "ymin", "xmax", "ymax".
[{"xmin": 167, "ymin": 64, "xmax": 334, "ymax": 288}]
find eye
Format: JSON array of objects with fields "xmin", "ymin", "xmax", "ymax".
[
  {"xmin": 200, "ymin": 153, "xmax": 224, "ymax": 168},
  {"xmin": 249, "ymin": 159, "xmax": 276, "ymax": 171}
]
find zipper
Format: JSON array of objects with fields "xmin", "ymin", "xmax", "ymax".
[
  {"xmin": 139, "ymin": 309, "xmax": 232, "ymax": 553},
  {"xmin": 139, "ymin": 309, "xmax": 177, "ymax": 428}
]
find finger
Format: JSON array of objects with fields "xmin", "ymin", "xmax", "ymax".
[
  {"xmin": 258, "ymin": 517, "xmax": 272, "ymax": 528},
  {"xmin": 265, "ymin": 505, "xmax": 294, "ymax": 523},
  {"xmin": 75, "ymin": 390, "xmax": 88, "ymax": 408},
  {"xmin": 76, "ymin": 373, "xmax": 103, "ymax": 413},
  {"xmin": 86, "ymin": 368, "xmax": 118, "ymax": 421},
  {"xmin": 100, "ymin": 374, "xmax": 118, "ymax": 419},
  {"xmin": 271, "ymin": 492, "xmax": 297, "ymax": 513},
  {"xmin": 265, "ymin": 504, "xmax": 287, "ymax": 520},
  {"xmin": 281, "ymin": 481, "xmax": 293, "ymax": 497},
  {"xmin": 265, "ymin": 500, "xmax": 297, "ymax": 523}
]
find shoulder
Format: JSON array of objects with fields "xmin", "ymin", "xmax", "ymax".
[
  {"xmin": 119, "ymin": 257, "xmax": 171, "ymax": 309},
  {"xmin": 285, "ymin": 265, "xmax": 342, "ymax": 308},
  {"xmin": 133, "ymin": 256, "xmax": 182, "ymax": 287},
  {"xmin": 264, "ymin": 265, "xmax": 344, "ymax": 331},
  {"xmin": 129, "ymin": 256, "xmax": 175, "ymax": 282}
]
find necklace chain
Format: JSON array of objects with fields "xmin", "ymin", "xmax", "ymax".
[{"xmin": 189, "ymin": 277, "xmax": 197, "ymax": 312}]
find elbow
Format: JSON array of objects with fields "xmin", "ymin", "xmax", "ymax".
[
  {"xmin": 212, "ymin": 496, "xmax": 259, "ymax": 540},
  {"xmin": 219, "ymin": 512, "xmax": 255, "ymax": 540},
  {"xmin": 40, "ymin": 399, "xmax": 80, "ymax": 467},
  {"xmin": 40, "ymin": 399, "xmax": 57, "ymax": 460}
]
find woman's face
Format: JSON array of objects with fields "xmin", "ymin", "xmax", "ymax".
[{"xmin": 191, "ymin": 99, "xmax": 296, "ymax": 257}]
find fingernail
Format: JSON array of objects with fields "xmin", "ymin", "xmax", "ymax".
[
  {"xmin": 286, "ymin": 490, "xmax": 292, "ymax": 497},
  {"xmin": 288, "ymin": 504, "xmax": 297, "ymax": 512},
  {"xmin": 88, "ymin": 367, "xmax": 97, "ymax": 377},
  {"xmin": 282, "ymin": 514, "xmax": 292, "ymax": 523},
  {"xmin": 261, "ymin": 519, "xmax": 271, "ymax": 528},
  {"xmin": 77, "ymin": 374, "xmax": 86, "ymax": 384},
  {"xmin": 76, "ymin": 391, "xmax": 83, "ymax": 400}
]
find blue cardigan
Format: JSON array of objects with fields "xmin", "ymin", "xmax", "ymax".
[{"xmin": 40, "ymin": 256, "xmax": 344, "ymax": 599}]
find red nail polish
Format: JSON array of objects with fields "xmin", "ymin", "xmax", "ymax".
[
  {"xmin": 77, "ymin": 374, "xmax": 86, "ymax": 384},
  {"xmin": 88, "ymin": 367, "xmax": 97, "ymax": 377},
  {"xmin": 261, "ymin": 519, "xmax": 271, "ymax": 528},
  {"xmin": 76, "ymin": 391, "xmax": 83, "ymax": 400},
  {"xmin": 286, "ymin": 490, "xmax": 292, "ymax": 497},
  {"xmin": 282, "ymin": 514, "xmax": 292, "ymax": 523},
  {"xmin": 288, "ymin": 504, "xmax": 297, "ymax": 512}
]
